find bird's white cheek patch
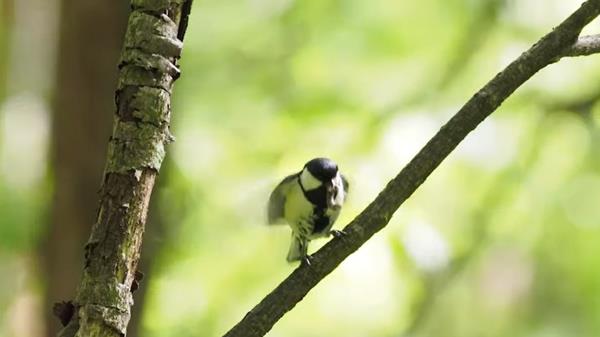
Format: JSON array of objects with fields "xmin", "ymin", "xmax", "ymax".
[{"xmin": 300, "ymin": 168, "xmax": 322, "ymax": 190}]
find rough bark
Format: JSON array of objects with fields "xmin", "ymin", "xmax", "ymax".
[
  {"xmin": 56, "ymin": 1, "xmax": 193, "ymax": 337},
  {"xmin": 126, "ymin": 152, "xmax": 180, "ymax": 337},
  {"xmin": 45, "ymin": 1, "xmax": 127, "ymax": 336},
  {"xmin": 222, "ymin": 1, "xmax": 600, "ymax": 337}
]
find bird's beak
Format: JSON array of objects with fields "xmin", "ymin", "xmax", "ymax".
[{"xmin": 325, "ymin": 180, "xmax": 339, "ymax": 209}]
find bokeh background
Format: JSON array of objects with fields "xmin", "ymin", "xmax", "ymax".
[{"xmin": 2, "ymin": 0, "xmax": 600, "ymax": 336}]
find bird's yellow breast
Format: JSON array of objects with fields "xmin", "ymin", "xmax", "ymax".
[{"xmin": 283, "ymin": 181, "xmax": 314, "ymax": 232}]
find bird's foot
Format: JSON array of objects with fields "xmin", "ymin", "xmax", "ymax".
[
  {"xmin": 300, "ymin": 255, "xmax": 314, "ymax": 267},
  {"xmin": 330, "ymin": 229, "xmax": 347, "ymax": 238}
]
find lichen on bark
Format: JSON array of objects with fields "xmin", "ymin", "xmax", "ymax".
[{"xmin": 106, "ymin": 121, "xmax": 169, "ymax": 173}]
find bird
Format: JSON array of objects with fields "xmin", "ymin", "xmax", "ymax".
[{"xmin": 268, "ymin": 157, "xmax": 349, "ymax": 264}]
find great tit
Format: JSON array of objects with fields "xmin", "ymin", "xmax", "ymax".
[{"xmin": 268, "ymin": 157, "xmax": 349, "ymax": 264}]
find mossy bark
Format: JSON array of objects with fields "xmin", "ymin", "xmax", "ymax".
[
  {"xmin": 222, "ymin": 1, "xmax": 600, "ymax": 337},
  {"xmin": 57, "ymin": 1, "xmax": 193, "ymax": 337}
]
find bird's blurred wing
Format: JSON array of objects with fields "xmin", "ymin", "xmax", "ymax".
[{"xmin": 267, "ymin": 173, "xmax": 298, "ymax": 225}]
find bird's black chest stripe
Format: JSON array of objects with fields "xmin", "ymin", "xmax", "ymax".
[
  {"xmin": 298, "ymin": 177, "xmax": 328, "ymax": 208},
  {"xmin": 312, "ymin": 207, "xmax": 330, "ymax": 234},
  {"xmin": 297, "ymin": 176, "xmax": 330, "ymax": 234}
]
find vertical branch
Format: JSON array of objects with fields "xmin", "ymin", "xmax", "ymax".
[
  {"xmin": 57, "ymin": 1, "xmax": 193, "ymax": 337},
  {"xmin": 46, "ymin": 1, "xmax": 127, "ymax": 336}
]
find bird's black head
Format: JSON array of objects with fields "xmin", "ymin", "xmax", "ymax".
[{"xmin": 304, "ymin": 157, "xmax": 338, "ymax": 182}]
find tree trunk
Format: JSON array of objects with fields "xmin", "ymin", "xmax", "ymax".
[
  {"xmin": 45, "ymin": 1, "xmax": 127, "ymax": 336},
  {"xmin": 56, "ymin": 1, "xmax": 193, "ymax": 336}
]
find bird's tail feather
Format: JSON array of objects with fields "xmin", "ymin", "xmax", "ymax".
[{"xmin": 287, "ymin": 235, "xmax": 307, "ymax": 262}]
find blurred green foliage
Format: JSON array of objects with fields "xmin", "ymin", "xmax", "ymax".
[{"xmin": 2, "ymin": 0, "xmax": 600, "ymax": 337}]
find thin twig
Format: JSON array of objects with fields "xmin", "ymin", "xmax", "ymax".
[{"xmin": 564, "ymin": 34, "xmax": 600, "ymax": 57}]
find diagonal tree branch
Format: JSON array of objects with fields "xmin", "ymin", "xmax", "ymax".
[
  {"xmin": 55, "ymin": 1, "xmax": 193, "ymax": 337},
  {"xmin": 400, "ymin": 112, "xmax": 551, "ymax": 336},
  {"xmin": 222, "ymin": 1, "xmax": 600, "ymax": 337}
]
